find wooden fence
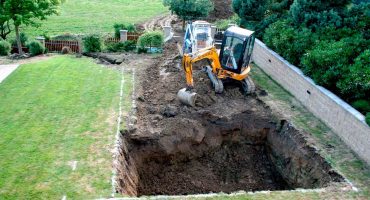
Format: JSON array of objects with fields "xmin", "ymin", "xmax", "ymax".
[
  {"xmin": 127, "ymin": 32, "xmax": 142, "ymax": 41},
  {"xmin": 104, "ymin": 32, "xmax": 143, "ymax": 45},
  {"xmin": 11, "ymin": 47, "xmax": 29, "ymax": 54},
  {"xmin": 12, "ymin": 32, "xmax": 144, "ymax": 54},
  {"xmin": 45, "ymin": 40, "xmax": 80, "ymax": 53},
  {"xmin": 105, "ymin": 37, "xmax": 120, "ymax": 44}
]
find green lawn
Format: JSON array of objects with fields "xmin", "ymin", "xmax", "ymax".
[
  {"xmin": 22, "ymin": 0, "xmax": 167, "ymax": 37},
  {"xmin": 0, "ymin": 56, "xmax": 133, "ymax": 199}
]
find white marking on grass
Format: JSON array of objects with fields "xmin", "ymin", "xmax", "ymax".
[
  {"xmin": 61, "ymin": 195, "xmax": 66, "ymax": 200},
  {"xmin": 111, "ymin": 65, "xmax": 126, "ymax": 198},
  {"xmin": 71, "ymin": 161, "xmax": 77, "ymax": 171},
  {"xmin": 67, "ymin": 160, "xmax": 78, "ymax": 171}
]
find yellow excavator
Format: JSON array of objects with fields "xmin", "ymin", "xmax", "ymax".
[{"xmin": 177, "ymin": 24, "xmax": 256, "ymax": 106}]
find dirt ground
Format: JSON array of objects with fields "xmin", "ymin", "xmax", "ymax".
[
  {"xmin": 113, "ymin": 36, "xmax": 343, "ymax": 196},
  {"xmin": 101, "ymin": 8, "xmax": 346, "ymax": 196}
]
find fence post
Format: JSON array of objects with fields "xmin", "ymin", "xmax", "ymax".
[
  {"xmin": 211, "ymin": 25, "xmax": 216, "ymax": 39},
  {"xmin": 78, "ymin": 39, "xmax": 83, "ymax": 54},
  {"xmin": 36, "ymin": 36, "xmax": 46, "ymax": 48},
  {"xmin": 163, "ymin": 26, "xmax": 171, "ymax": 39},
  {"xmin": 120, "ymin": 30, "xmax": 128, "ymax": 42}
]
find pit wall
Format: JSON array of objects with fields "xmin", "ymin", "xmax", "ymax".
[
  {"xmin": 251, "ymin": 39, "xmax": 370, "ymax": 165},
  {"xmin": 115, "ymin": 133, "xmax": 139, "ymax": 196}
]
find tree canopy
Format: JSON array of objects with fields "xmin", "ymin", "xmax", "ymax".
[
  {"xmin": 2, "ymin": 0, "xmax": 62, "ymax": 53},
  {"xmin": 289, "ymin": 0, "xmax": 351, "ymax": 30},
  {"xmin": 232, "ymin": 0, "xmax": 294, "ymax": 37},
  {"xmin": 163, "ymin": 0, "xmax": 214, "ymax": 27},
  {"xmin": 0, "ymin": 0, "xmax": 11, "ymax": 40},
  {"xmin": 232, "ymin": 0, "xmax": 369, "ymax": 123}
]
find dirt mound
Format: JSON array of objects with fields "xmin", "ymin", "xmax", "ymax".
[{"xmin": 208, "ymin": 0, "xmax": 234, "ymax": 22}]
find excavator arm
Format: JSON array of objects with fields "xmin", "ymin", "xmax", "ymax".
[{"xmin": 182, "ymin": 46, "xmax": 221, "ymax": 90}]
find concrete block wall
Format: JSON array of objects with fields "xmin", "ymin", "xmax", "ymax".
[{"xmin": 252, "ymin": 39, "xmax": 370, "ymax": 165}]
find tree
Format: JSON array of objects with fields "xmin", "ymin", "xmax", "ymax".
[
  {"xmin": 289, "ymin": 0, "xmax": 352, "ymax": 31},
  {"xmin": 3, "ymin": 0, "xmax": 62, "ymax": 54},
  {"xmin": 263, "ymin": 20, "xmax": 316, "ymax": 66},
  {"xmin": 301, "ymin": 35, "xmax": 368, "ymax": 93},
  {"xmin": 0, "ymin": 0, "xmax": 12, "ymax": 40},
  {"xmin": 232, "ymin": 0, "xmax": 294, "ymax": 37},
  {"xmin": 163, "ymin": 0, "xmax": 214, "ymax": 29},
  {"xmin": 337, "ymin": 49, "xmax": 370, "ymax": 101}
]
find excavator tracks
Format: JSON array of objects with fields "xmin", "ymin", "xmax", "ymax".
[{"xmin": 242, "ymin": 77, "xmax": 256, "ymax": 95}]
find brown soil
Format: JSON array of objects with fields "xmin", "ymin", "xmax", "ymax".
[
  {"xmin": 138, "ymin": 14, "xmax": 177, "ymax": 31},
  {"xmin": 114, "ymin": 39, "xmax": 344, "ymax": 197},
  {"xmin": 208, "ymin": 0, "xmax": 234, "ymax": 22}
]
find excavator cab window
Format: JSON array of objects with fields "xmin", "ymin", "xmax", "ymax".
[
  {"xmin": 221, "ymin": 36, "xmax": 244, "ymax": 71},
  {"xmin": 220, "ymin": 26, "xmax": 255, "ymax": 74}
]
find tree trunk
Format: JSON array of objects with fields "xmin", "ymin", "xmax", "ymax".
[
  {"xmin": 182, "ymin": 19, "xmax": 186, "ymax": 31},
  {"xmin": 0, "ymin": 21, "xmax": 12, "ymax": 40},
  {"xmin": 15, "ymin": 25, "xmax": 23, "ymax": 55}
]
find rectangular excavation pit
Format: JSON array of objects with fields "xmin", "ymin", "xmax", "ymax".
[{"xmin": 115, "ymin": 112, "xmax": 344, "ymax": 197}]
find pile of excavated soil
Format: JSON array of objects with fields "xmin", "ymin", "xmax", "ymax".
[
  {"xmin": 115, "ymin": 40, "xmax": 344, "ymax": 196},
  {"xmin": 208, "ymin": 0, "xmax": 234, "ymax": 22}
]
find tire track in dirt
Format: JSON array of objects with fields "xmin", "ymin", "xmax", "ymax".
[{"xmin": 142, "ymin": 14, "xmax": 176, "ymax": 31}]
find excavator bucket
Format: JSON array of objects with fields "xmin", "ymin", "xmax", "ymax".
[{"xmin": 177, "ymin": 88, "xmax": 197, "ymax": 107}]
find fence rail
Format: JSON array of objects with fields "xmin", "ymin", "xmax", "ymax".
[
  {"xmin": 104, "ymin": 32, "xmax": 143, "ymax": 44},
  {"xmin": 105, "ymin": 37, "xmax": 120, "ymax": 43},
  {"xmin": 127, "ymin": 33, "xmax": 142, "ymax": 41},
  {"xmin": 45, "ymin": 40, "xmax": 80, "ymax": 53}
]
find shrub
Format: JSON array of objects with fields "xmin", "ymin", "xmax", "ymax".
[
  {"xmin": 214, "ymin": 15, "xmax": 240, "ymax": 30},
  {"xmin": 107, "ymin": 40, "xmax": 136, "ymax": 52},
  {"xmin": 83, "ymin": 34, "xmax": 102, "ymax": 53},
  {"xmin": 114, "ymin": 23, "xmax": 136, "ymax": 38},
  {"xmin": 27, "ymin": 41, "xmax": 45, "ymax": 56},
  {"xmin": 366, "ymin": 113, "xmax": 370, "ymax": 126},
  {"xmin": 337, "ymin": 49, "xmax": 370, "ymax": 100},
  {"xmin": 301, "ymin": 35, "xmax": 367, "ymax": 91},
  {"xmin": 42, "ymin": 32, "xmax": 51, "ymax": 41},
  {"xmin": 137, "ymin": 46, "xmax": 148, "ymax": 54},
  {"xmin": 11, "ymin": 32, "xmax": 28, "ymax": 47},
  {"xmin": 0, "ymin": 40, "xmax": 11, "ymax": 56},
  {"xmin": 352, "ymin": 100, "xmax": 370, "ymax": 114},
  {"xmin": 137, "ymin": 31, "xmax": 164, "ymax": 49},
  {"xmin": 53, "ymin": 33, "xmax": 79, "ymax": 41},
  {"xmin": 61, "ymin": 46, "xmax": 72, "ymax": 54},
  {"xmin": 263, "ymin": 20, "xmax": 316, "ymax": 66}
]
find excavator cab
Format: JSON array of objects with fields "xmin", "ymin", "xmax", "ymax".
[{"xmin": 219, "ymin": 26, "xmax": 255, "ymax": 74}]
